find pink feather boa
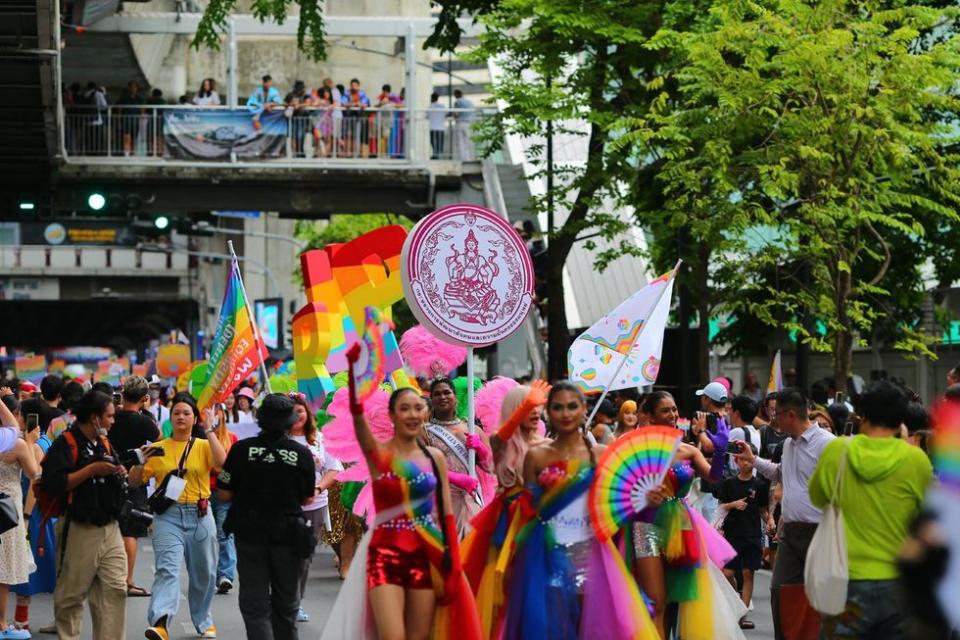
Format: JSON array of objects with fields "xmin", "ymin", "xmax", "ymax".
[{"xmin": 399, "ymin": 325, "xmax": 467, "ymax": 378}]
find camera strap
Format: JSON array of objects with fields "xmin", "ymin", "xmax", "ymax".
[{"xmin": 175, "ymin": 437, "xmax": 196, "ymax": 478}]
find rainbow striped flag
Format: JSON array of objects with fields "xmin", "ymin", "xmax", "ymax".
[
  {"xmin": 767, "ymin": 350, "xmax": 784, "ymax": 393},
  {"xmin": 196, "ymin": 257, "xmax": 267, "ymax": 411}
]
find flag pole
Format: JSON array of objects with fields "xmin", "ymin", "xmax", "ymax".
[
  {"xmin": 466, "ymin": 346, "xmax": 476, "ymax": 476},
  {"xmin": 582, "ymin": 261, "xmax": 682, "ymax": 430},
  {"xmin": 228, "ymin": 241, "xmax": 273, "ymax": 395}
]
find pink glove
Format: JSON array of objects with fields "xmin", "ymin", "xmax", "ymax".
[
  {"xmin": 464, "ymin": 433, "xmax": 493, "ymax": 466},
  {"xmin": 448, "ymin": 470, "xmax": 479, "ymax": 494}
]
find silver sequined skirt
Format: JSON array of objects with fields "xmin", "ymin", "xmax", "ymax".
[
  {"xmin": 549, "ymin": 539, "xmax": 593, "ymax": 593},
  {"xmin": 632, "ymin": 521, "xmax": 663, "ymax": 558}
]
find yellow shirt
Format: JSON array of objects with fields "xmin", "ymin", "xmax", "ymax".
[{"xmin": 143, "ymin": 437, "xmax": 215, "ymax": 504}]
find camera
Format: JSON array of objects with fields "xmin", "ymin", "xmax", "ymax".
[
  {"xmin": 118, "ymin": 446, "xmax": 164, "ymax": 468},
  {"xmin": 119, "ymin": 496, "xmax": 154, "ymax": 526}
]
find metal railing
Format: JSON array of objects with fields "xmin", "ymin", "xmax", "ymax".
[{"xmin": 62, "ymin": 105, "xmax": 491, "ymax": 164}]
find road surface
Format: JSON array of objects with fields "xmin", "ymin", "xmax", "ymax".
[{"xmin": 25, "ymin": 539, "xmax": 775, "ymax": 638}]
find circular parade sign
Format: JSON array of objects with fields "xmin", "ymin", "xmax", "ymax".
[{"xmin": 401, "ymin": 204, "xmax": 535, "ymax": 347}]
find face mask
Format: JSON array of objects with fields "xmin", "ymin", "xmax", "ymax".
[{"xmin": 95, "ymin": 418, "xmax": 107, "ymax": 437}]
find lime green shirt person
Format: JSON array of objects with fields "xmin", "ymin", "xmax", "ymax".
[{"xmin": 809, "ymin": 430, "xmax": 932, "ymax": 580}]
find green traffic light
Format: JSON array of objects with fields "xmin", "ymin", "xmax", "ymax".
[
  {"xmin": 88, "ymin": 193, "xmax": 106, "ymax": 211},
  {"xmin": 19, "ymin": 202, "xmax": 35, "ymax": 211},
  {"xmin": 154, "ymin": 215, "xmax": 170, "ymax": 230}
]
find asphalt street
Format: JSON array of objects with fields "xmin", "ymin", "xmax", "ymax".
[{"xmin": 23, "ymin": 540, "xmax": 775, "ymax": 639}]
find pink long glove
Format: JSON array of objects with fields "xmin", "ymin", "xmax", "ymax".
[
  {"xmin": 464, "ymin": 433, "xmax": 493, "ymax": 466},
  {"xmin": 448, "ymin": 470, "xmax": 480, "ymax": 494}
]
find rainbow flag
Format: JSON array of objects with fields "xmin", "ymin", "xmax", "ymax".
[
  {"xmin": 15, "ymin": 355, "xmax": 46, "ymax": 384},
  {"xmin": 196, "ymin": 257, "xmax": 267, "ymax": 411},
  {"xmin": 767, "ymin": 350, "xmax": 784, "ymax": 393}
]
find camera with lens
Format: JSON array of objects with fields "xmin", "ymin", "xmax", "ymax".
[{"xmin": 117, "ymin": 474, "xmax": 154, "ymax": 526}]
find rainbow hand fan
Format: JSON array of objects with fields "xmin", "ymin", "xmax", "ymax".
[
  {"xmin": 589, "ymin": 426, "xmax": 682, "ymax": 542},
  {"xmin": 350, "ymin": 306, "xmax": 391, "ymax": 402}
]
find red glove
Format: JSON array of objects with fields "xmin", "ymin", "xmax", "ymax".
[
  {"xmin": 441, "ymin": 512, "xmax": 462, "ymax": 601},
  {"xmin": 496, "ymin": 379, "xmax": 550, "ymax": 442},
  {"xmin": 346, "ymin": 343, "xmax": 364, "ymax": 416}
]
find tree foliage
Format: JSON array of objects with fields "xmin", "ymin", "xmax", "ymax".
[{"xmin": 627, "ymin": 0, "xmax": 960, "ymax": 389}]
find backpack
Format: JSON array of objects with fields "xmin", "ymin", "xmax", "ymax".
[{"xmin": 33, "ymin": 430, "xmax": 113, "ymax": 557}]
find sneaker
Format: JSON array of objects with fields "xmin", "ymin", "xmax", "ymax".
[
  {"xmin": 216, "ymin": 577, "xmax": 233, "ymax": 594},
  {"xmin": 145, "ymin": 627, "xmax": 169, "ymax": 640},
  {"xmin": 297, "ymin": 608, "xmax": 310, "ymax": 623},
  {"xmin": 199, "ymin": 626, "xmax": 217, "ymax": 639},
  {"xmin": 36, "ymin": 624, "xmax": 55, "ymax": 635},
  {"xmin": 0, "ymin": 624, "xmax": 32, "ymax": 639}
]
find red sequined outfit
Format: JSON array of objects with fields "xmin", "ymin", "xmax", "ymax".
[{"xmin": 366, "ymin": 455, "xmax": 437, "ymax": 590}]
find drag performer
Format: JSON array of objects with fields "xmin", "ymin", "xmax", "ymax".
[
  {"xmin": 500, "ymin": 381, "xmax": 657, "ymax": 640},
  {"xmin": 631, "ymin": 392, "xmax": 748, "ymax": 640},
  {"xmin": 426, "ymin": 377, "xmax": 493, "ymax": 536},
  {"xmin": 319, "ymin": 346, "xmax": 482, "ymax": 640},
  {"xmin": 462, "ymin": 379, "xmax": 551, "ymax": 637}
]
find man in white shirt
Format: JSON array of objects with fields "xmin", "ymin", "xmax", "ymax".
[
  {"xmin": 735, "ymin": 387, "xmax": 835, "ymax": 640},
  {"xmin": 146, "ymin": 376, "xmax": 170, "ymax": 427},
  {"xmin": 427, "ymin": 93, "xmax": 447, "ymax": 159}
]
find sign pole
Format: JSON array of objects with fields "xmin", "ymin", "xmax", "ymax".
[
  {"xmin": 228, "ymin": 240, "xmax": 273, "ymax": 395},
  {"xmin": 466, "ymin": 346, "xmax": 476, "ymax": 476}
]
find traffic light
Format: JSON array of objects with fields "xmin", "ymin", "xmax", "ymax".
[
  {"xmin": 18, "ymin": 201, "xmax": 35, "ymax": 212},
  {"xmin": 154, "ymin": 215, "xmax": 170, "ymax": 231},
  {"xmin": 87, "ymin": 192, "xmax": 107, "ymax": 212}
]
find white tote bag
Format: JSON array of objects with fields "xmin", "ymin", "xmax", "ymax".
[{"xmin": 804, "ymin": 440, "xmax": 849, "ymax": 615}]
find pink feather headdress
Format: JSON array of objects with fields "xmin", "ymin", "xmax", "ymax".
[
  {"xmin": 399, "ymin": 325, "xmax": 467, "ymax": 378},
  {"xmin": 475, "ymin": 377, "xmax": 519, "ymax": 435}
]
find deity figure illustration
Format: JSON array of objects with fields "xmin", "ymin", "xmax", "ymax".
[{"xmin": 443, "ymin": 229, "xmax": 501, "ymax": 324}]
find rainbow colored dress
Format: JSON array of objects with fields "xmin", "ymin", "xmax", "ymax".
[
  {"xmin": 501, "ymin": 460, "xmax": 657, "ymax": 640},
  {"xmin": 320, "ymin": 450, "xmax": 484, "ymax": 640},
  {"xmin": 639, "ymin": 461, "xmax": 748, "ymax": 640}
]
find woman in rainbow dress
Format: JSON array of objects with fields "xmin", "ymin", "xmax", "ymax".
[
  {"xmin": 629, "ymin": 391, "xmax": 748, "ymax": 640},
  {"xmin": 319, "ymin": 346, "xmax": 482, "ymax": 640},
  {"xmin": 499, "ymin": 381, "xmax": 657, "ymax": 640},
  {"xmin": 461, "ymin": 378, "xmax": 551, "ymax": 637}
]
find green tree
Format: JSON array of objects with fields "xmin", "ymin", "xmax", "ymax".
[{"xmin": 633, "ymin": 0, "xmax": 960, "ymax": 391}]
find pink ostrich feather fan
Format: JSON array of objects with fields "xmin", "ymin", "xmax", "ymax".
[
  {"xmin": 322, "ymin": 387, "xmax": 393, "ymax": 462},
  {"xmin": 475, "ymin": 377, "xmax": 519, "ymax": 435},
  {"xmin": 399, "ymin": 325, "xmax": 468, "ymax": 378}
]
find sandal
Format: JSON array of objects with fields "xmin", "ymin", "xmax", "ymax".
[
  {"xmin": 739, "ymin": 617, "xmax": 755, "ymax": 630},
  {"xmin": 127, "ymin": 584, "xmax": 152, "ymax": 597}
]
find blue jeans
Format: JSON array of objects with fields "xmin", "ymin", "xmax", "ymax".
[
  {"xmin": 148, "ymin": 504, "xmax": 217, "ymax": 633},
  {"xmin": 212, "ymin": 493, "xmax": 236, "ymax": 582},
  {"xmin": 820, "ymin": 579, "xmax": 904, "ymax": 640}
]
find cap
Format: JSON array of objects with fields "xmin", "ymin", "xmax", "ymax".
[
  {"xmin": 147, "ymin": 375, "xmax": 166, "ymax": 388},
  {"xmin": 256, "ymin": 393, "xmax": 297, "ymax": 431},
  {"xmin": 20, "ymin": 381, "xmax": 38, "ymax": 394},
  {"xmin": 712, "ymin": 377, "xmax": 732, "ymax": 393},
  {"xmin": 695, "ymin": 381, "xmax": 729, "ymax": 404},
  {"xmin": 237, "ymin": 387, "xmax": 256, "ymax": 401},
  {"xmin": 123, "ymin": 375, "xmax": 149, "ymax": 399}
]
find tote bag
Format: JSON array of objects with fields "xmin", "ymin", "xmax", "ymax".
[{"xmin": 803, "ymin": 440, "xmax": 849, "ymax": 615}]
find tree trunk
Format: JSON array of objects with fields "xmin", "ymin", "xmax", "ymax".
[
  {"xmin": 546, "ymin": 255, "xmax": 570, "ymax": 381},
  {"xmin": 833, "ymin": 267, "xmax": 853, "ymax": 394},
  {"xmin": 695, "ymin": 241, "xmax": 711, "ymax": 381}
]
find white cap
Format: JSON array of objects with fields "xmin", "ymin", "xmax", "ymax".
[{"xmin": 695, "ymin": 381, "xmax": 729, "ymax": 404}]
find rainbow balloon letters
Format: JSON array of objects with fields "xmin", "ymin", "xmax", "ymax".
[{"xmin": 292, "ymin": 225, "xmax": 408, "ymax": 410}]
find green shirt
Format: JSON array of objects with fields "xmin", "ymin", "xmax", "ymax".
[{"xmin": 809, "ymin": 434, "xmax": 932, "ymax": 580}]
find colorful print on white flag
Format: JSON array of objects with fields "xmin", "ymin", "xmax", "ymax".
[
  {"xmin": 767, "ymin": 350, "xmax": 784, "ymax": 393},
  {"xmin": 567, "ymin": 264, "xmax": 679, "ymax": 394}
]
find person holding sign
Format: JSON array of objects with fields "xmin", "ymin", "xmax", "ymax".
[
  {"xmin": 426, "ymin": 378, "xmax": 493, "ymax": 537},
  {"xmin": 128, "ymin": 393, "xmax": 227, "ymax": 640}
]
